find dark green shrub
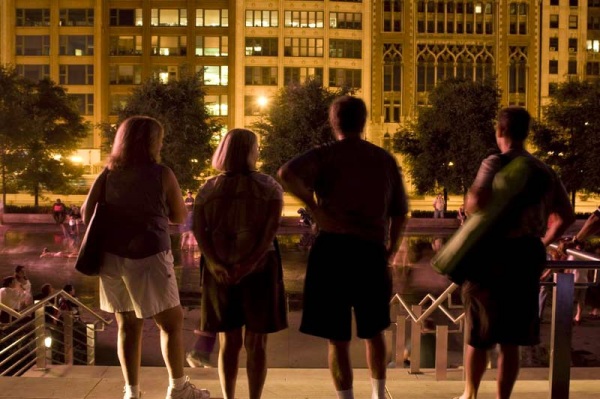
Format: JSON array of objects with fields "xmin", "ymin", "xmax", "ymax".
[{"xmin": 4, "ymin": 205, "xmax": 52, "ymax": 214}]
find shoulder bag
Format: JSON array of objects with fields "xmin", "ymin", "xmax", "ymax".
[{"xmin": 74, "ymin": 169, "xmax": 109, "ymax": 276}]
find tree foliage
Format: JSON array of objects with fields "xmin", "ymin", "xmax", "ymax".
[
  {"xmin": 101, "ymin": 73, "xmax": 221, "ymax": 191},
  {"xmin": 254, "ymin": 78, "xmax": 353, "ymax": 176},
  {"xmin": 531, "ymin": 80, "xmax": 600, "ymax": 205},
  {"xmin": 0, "ymin": 66, "xmax": 89, "ymax": 206},
  {"xmin": 393, "ymin": 78, "xmax": 501, "ymax": 195}
]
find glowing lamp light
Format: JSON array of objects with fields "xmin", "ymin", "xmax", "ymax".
[
  {"xmin": 52, "ymin": 154, "xmax": 62, "ymax": 161},
  {"xmin": 257, "ymin": 96, "xmax": 268, "ymax": 108},
  {"xmin": 70, "ymin": 155, "xmax": 83, "ymax": 164},
  {"xmin": 44, "ymin": 336, "xmax": 52, "ymax": 348},
  {"xmin": 448, "ymin": 161, "xmax": 454, "ymax": 167}
]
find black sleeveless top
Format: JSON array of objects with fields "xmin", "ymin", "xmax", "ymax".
[{"xmin": 102, "ymin": 163, "xmax": 171, "ymax": 259}]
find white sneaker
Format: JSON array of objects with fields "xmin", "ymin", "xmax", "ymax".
[
  {"xmin": 166, "ymin": 377, "xmax": 210, "ymax": 399},
  {"xmin": 123, "ymin": 388, "xmax": 142, "ymax": 398}
]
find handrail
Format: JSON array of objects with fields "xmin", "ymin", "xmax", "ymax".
[
  {"xmin": 390, "ymin": 283, "xmax": 462, "ymax": 325},
  {"xmin": 0, "ymin": 290, "xmax": 111, "ymax": 329}
]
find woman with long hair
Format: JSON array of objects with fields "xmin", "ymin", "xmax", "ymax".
[{"xmin": 82, "ymin": 116, "xmax": 209, "ymax": 399}]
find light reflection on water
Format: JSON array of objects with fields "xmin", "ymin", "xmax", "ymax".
[{"xmin": 0, "ymin": 230, "xmax": 452, "ymax": 311}]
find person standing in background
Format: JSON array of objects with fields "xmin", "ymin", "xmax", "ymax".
[{"xmin": 433, "ymin": 194, "xmax": 445, "ymax": 218}]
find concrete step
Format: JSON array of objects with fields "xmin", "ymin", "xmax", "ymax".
[{"xmin": 0, "ymin": 366, "xmax": 596, "ymax": 398}]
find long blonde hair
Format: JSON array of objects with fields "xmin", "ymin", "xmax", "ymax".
[
  {"xmin": 211, "ymin": 129, "xmax": 258, "ymax": 173},
  {"xmin": 108, "ymin": 116, "xmax": 164, "ymax": 170}
]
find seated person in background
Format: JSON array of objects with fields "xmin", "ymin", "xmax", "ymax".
[
  {"xmin": 0, "ymin": 276, "xmax": 33, "ymax": 323},
  {"xmin": 14, "ymin": 265, "xmax": 32, "ymax": 296},
  {"xmin": 59, "ymin": 284, "xmax": 80, "ymax": 319},
  {"xmin": 33, "ymin": 283, "xmax": 58, "ymax": 323}
]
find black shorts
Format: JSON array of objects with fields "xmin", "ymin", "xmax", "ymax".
[
  {"xmin": 300, "ymin": 232, "xmax": 392, "ymax": 341},
  {"xmin": 200, "ymin": 242, "xmax": 288, "ymax": 334},
  {"xmin": 463, "ymin": 237, "xmax": 546, "ymax": 349}
]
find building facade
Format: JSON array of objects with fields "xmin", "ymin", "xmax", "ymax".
[
  {"xmin": 2, "ymin": 1, "xmax": 594, "ymax": 173},
  {"xmin": 540, "ymin": 0, "xmax": 600, "ymax": 107}
]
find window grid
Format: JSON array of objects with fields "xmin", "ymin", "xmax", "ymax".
[
  {"xmin": 151, "ymin": 36, "xmax": 188, "ymax": 56},
  {"xmin": 197, "ymin": 9, "xmax": 229, "ymax": 27},
  {"xmin": 109, "ymin": 65, "xmax": 142, "ymax": 85},
  {"xmin": 509, "ymin": 2, "xmax": 528, "ymax": 35},
  {"xmin": 568, "ymin": 60, "xmax": 577, "ymax": 74},
  {"xmin": 16, "ymin": 9, "xmax": 50, "ymax": 27},
  {"xmin": 384, "ymin": 98, "xmax": 401, "ymax": 123},
  {"xmin": 16, "ymin": 64, "xmax": 50, "ymax": 82},
  {"xmin": 587, "ymin": 61, "xmax": 600, "ymax": 75},
  {"xmin": 59, "ymin": 9, "xmax": 94, "ymax": 26},
  {"xmin": 284, "ymin": 38, "xmax": 324, "ymax": 57},
  {"xmin": 206, "ymin": 94, "xmax": 228, "ymax": 116},
  {"xmin": 549, "ymin": 37, "xmax": 559, "ymax": 52},
  {"xmin": 196, "ymin": 36, "xmax": 229, "ymax": 56},
  {"xmin": 59, "ymin": 65, "xmax": 94, "ymax": 85},
  {"xmin": 569, "ymin": 15, "xmax": 578, "ymax": 29},
  {"xmin": 284, "ymin": 11, "xmax": 324, "ymax": 28},
  {"xmin": 245, "ymin": 67, "xmax": 278, "ymax": 85},
  {"xmin": 203, "ymin": 65, "xmax": 229, "ymax": 86},
  {"xmin": 16, "ymin": 36, "xmax": 50, "ymax": 56},
  {"xmin": 151, "ymin": 9, "xmax": 187, "ymax": 27},
  {"xmin": 59, "ymin": 36, "xmax": 94, "ymax": 56},
  {"xmin": 568, "ymin": 38, "xmax": 578, "ymax": 53},
  {"xmin": 329, "ymin": 68, "xmax": 362, "ymax": 88},
  {"xmin": 416, "ymin": 1, "xmax": 494, "ymax": 34},
  {"xmin": 109, "ymin": 9, "xmax": 143, "ymax": 26},
  {"xmin": 329, "ymin": 39, "xmax": 361, "ymax": 59},
  {"xmin": 549, "ymin": 60, "xmax": 558, "ymax": 74},
  {"xmin": 383, "ymin": 0, "xmax": 402, "ymax": 32},
  {"xmin": 69, "ymin": 93, "xmax": 94, "ymax": 115},
  {"xmin": 245, "ymin": 10, "xmax": 279, "ymax": 27},
  {"xmin": 283, "ymin": 67, "xmax": 323, "ymax": 84},
  {"xmin": 245, "ymin": 38, "xmax": 279, "ymax": 56},
  {"xmin": 330, "ymin": 12, "xmax": 362, "ymax": 30},
  {"xmin": 109, "ymin": 36, "xmax": 143, "ymax": 56}
]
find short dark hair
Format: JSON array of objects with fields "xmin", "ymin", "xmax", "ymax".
[
  {"xmin": 40, "ymin": 283, "xmax": 53, "ymax": 297},
  {"xmin": 14, "ymin": 265, "xmax": 25, "ymax": 273},
  {"xmin": 497, "ymin": 106, "xmax": 531, "ymax": 141},
  {"xmin": 2, "ymin": 276, "xmax": 15, "ymax": 288},
  {"xmin": 329, "ymin": 96, "xmax": 367, "ymax": 136},
  {"xmin": 63, "ymin": 284, "xmax": 74, "ymax": 293}
]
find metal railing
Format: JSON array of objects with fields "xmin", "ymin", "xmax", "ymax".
[
  {"xmin": 388, "ymin": 245, "xmax": 600, "ymax": 399},
  {"xmin": 0, "ymin": 290, "xmax": 112, "ymax": 375}
]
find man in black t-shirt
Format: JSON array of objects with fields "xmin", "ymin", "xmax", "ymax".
[{"xmin": 279, "ymin": 96, "xmax": 408, "ymax": 399}]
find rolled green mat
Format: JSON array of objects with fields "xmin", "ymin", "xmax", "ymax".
[{"xmin": 431, "ymin": 155, "xmax": 549, "ymax": 283}]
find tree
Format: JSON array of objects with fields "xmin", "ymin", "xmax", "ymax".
[
  {"xmin": 531, "ymin": 80, "xmax": 600, "ymax": 208},
  {"xmin": 101, "ymin": 73, "xmax": 221, "ymax": 191},
  {"xmin": 0, "ymin": 66, "xmax": 89, "ymax": 207},
  {"xmin": 393, "ymin": 78, "xmax": 501, "ymax": 196},
  {"xmin": 254, "ymin": 78, "xmax": 353, "ymax": 176}
]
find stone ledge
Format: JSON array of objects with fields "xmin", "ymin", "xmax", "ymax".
[{"xmin": 1, "ymin": 213, "xmax": 55, "ymax": 224}]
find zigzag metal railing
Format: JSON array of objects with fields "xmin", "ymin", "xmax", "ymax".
[
  {"xmin": 388, "ymin": 283, "xmax": 464, "ymax": 380},
  {"xmin": 0, "ymin": 290, "xmax": 112, "ymax": 376}
]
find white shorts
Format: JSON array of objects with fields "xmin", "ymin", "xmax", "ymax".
[{"xmin": 99, "ymin": 250, "xmax": 181, "ymax": 319}]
